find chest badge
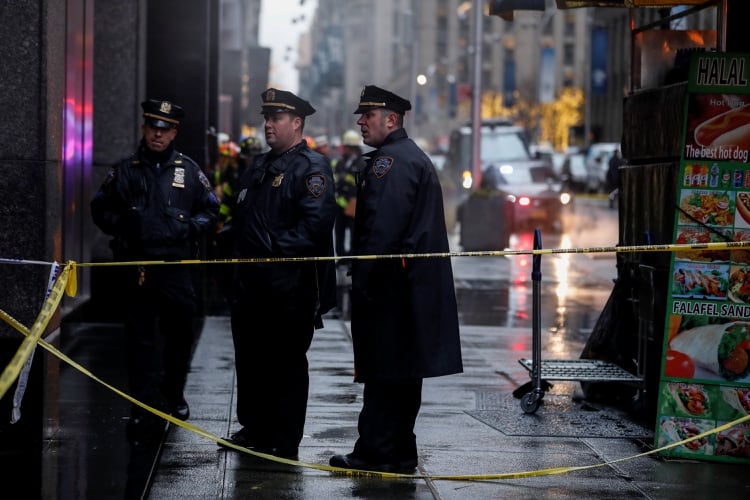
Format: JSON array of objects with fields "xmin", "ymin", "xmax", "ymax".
[
  {"xmin": 172, "ymin": 167, "xmax": 186, "ymax": 188},
  {"xmin": 272, "ymin": 173, "xmax": 285, "ymax": 187}
]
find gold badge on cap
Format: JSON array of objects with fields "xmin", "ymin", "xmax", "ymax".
[
  {"xmin": 159, "ymin": 101, "xmax": 172, "ymax": 114},
  {"xmin": 266, "ymin": 89, "xmax": 275, "ymax": 102}
]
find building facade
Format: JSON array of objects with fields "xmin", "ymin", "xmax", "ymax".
[{"xmin": 297, "ymin": 1, "xmax": 717, "ymax": 151}]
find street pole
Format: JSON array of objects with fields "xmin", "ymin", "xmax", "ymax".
[
  {"xmin": 584, "ymin": 9, "xmax": 592, "ymax": 150},
  {"xmin": 470, "ymin": 0, "xmax": 483, "ymax": 190}
]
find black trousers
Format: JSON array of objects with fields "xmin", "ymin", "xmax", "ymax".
[
  {"xmin": 122, "ymin": 265, "xmax": 197, "ymax": 416},
  {"xmin": 353, "ymin": 379, "xmax": 423, "ymax": 462},
  {"xmin": 230, "ymin": 293, "xmax": 315, "ymax": 451}
]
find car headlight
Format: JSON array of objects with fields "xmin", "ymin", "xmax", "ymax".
[
  {"xmin": 559, "ymin": 192, "xmax": 572, "ymax": 205},
  {"xmin": 461, "ymin": 170, "xmax": 473, "ymax": 190}
]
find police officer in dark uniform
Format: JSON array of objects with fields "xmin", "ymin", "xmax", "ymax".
[
  {"xmin": 218, "ymin": 88, "xmax": 337, "ymax": 459},
  {"xmin": 91, "ymin": 99, "xmax": 219, "ymax": 443},
  {"xmin": 329, "ymin": 85, "xmax": 463, "ymax": 472}
]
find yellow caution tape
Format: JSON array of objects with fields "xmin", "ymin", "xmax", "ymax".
[
  {"xmin": 0, "ymin": 262, "xmax": 72, "ymax": 400},
  {"xmin": 3, "ymin": 294, "xmax": 750, "ymax": 480},
  {"xmin": 71, "ymin": 240, "xmax": 750, "ymax": 268},
  {"xmin": 2, "ymin": 243, "xmax": 750, "ymax": 479},
  {"xmin": 65, "ymin": 262, "xmax": 77, "ymax": 297}
]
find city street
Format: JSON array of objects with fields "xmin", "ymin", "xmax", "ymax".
[
  {"xmin": 452, "ymin": 195, "xmax": 619, "ymax": 344},
  {"xmin": 6, "ymin": 2, "xmax": 750, "ymax": 498},
  {"xmin": 26, "ymin": 195, "xmax": 750, "ymax": 499}
]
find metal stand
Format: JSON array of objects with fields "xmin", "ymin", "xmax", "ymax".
[{"xmin": 518, "ymin": 228, "xmax": 643, "ymax": 414}]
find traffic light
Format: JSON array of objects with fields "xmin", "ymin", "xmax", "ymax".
[{"xmin": 488, "ymin": 0, "xmax": 545, "ymax": 21}]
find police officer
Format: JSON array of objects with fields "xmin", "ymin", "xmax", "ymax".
[
  {"xmin": 91, "ymin": 99, "xmax": 219, "ymax": 443},
  {"xmin": 219, "ymin": 88, "xmax": 337, "ymax": 459},
  {"xmin": 329, "ymin": 85, "xmax": 463, "ymax": 472}
]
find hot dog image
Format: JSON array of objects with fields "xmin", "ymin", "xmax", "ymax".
[
  {"xmin": 669, "ymin": 321, "xmax": 750, "ymax": 381},
  {"xmin": 737, "ymin": 192, "xmax": 750, "ymax": 226},
  {"xmin": 695, "ymin": 102, "xmax": 750, "ymax": 149}
]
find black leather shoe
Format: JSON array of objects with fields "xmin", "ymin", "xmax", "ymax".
[
  {"xmin": 218, "ymin": 427, "xmax": 257, "ymax": 449},
  {"xmin": 171, "ymin": 398, "xmax": 190, "ymax": 421},
  {"xmin": 329, "ymin": 453, "xmax": 417, "ymax": 473}
]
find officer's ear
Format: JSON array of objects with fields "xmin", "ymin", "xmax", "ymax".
[
  {"xmin": 383, "ymin": 109, "xmax": 399, "ymax": 128},
  {"xmin": 293, "ymin": 114, "xmax": 303, "ymax": 132}
]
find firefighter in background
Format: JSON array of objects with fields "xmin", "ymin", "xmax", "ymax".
[
  {"xmin": 313, "ymin": 135, "xmax": 330, "ymax": 158},
  {"xmin": 214, "ymin": 140, "xmax": 240, "ymax": 227},
  {"xmin": 237, "ymin": 135, "xmax": 264, "ymax": 174},
  {"xmin": 214, "ymin": 136, "xmax": 265, "ymax": 230},
  {"xmin": 333, "ymin": 130, "xmax": 365, "ymax": 263},
  {"xmin": 205, "ymin": 132, "xmax": 231, "ymax": 192}
]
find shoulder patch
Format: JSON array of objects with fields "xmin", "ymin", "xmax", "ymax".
[
  {"xmin": 372, "ymin": 156, "xmax": 394, "ymax": 178},
  {"xmin": 102, "ymin": 166, "xmax": 118, "ymax": 186},
  {"xmin": 306, "ymin": 174, "xmax": 327, "ymax": 198},
  {"xmin": 198, "ymin": 170, "xmax": 212, "ymax": 191}
]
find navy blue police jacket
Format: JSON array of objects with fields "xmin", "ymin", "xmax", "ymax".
[
  {"xmin": 350, "ymin": 128, "xmax": 463, "ymax": 381},
  {"xmin": 226, "ymin": 141, "xmax": 337, "ymax": 323},
  {"xmin": 91, "ymin": 143, "xmax": 219, "ymax": 260}
]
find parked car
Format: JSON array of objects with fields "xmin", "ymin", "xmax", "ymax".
[
  {"xmin": 458, "ymin": 162, "xmax": 573, "ymax": 251},
  {"xmin": 560, "ymin": 152, "xmax": 597, "ymax": 193},
  {"xmin": 443, "ymin": 118, "xmax": 530, "ymax": 192},
  {"xmin": 481, "ymin": 162, "xmax": 572, "ymax": 231}
]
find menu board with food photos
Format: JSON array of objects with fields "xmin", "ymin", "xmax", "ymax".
[{"xmin": 655, "ymin": 51, "xmax": 750, "ymax": 464}]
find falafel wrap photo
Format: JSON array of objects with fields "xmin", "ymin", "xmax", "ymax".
[{"xmin": 669, "ymin": 321, "xmax": 750, "ymax": 382}]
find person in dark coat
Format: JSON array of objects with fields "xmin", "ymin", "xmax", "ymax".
[
  {"xmin": 606, "ymin": 148, "xmax": 625, "ymax": 208},
  {"xmin": 329, "ymin": 85, "xmax": 463, "ymax": 473},
  {"xmin": 90, "ymin": 99, "xmax": 219, "ymax": 444},
  {"xmin": 217, "ymin": 88, "xmax": 337, "ymax": 459}
]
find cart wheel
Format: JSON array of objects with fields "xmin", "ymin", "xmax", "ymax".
[{"xmin": 520, "ymin": 391, "xmax": 540, "ymax": 414}]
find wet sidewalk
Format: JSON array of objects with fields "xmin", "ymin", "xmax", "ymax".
[{"xmin": 138, "ymin": 315, "xmax": 748, "ymax": 499}]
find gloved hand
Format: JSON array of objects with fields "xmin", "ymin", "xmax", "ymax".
[{"xmin": 119, "ymin": 208, "xmax": 141, "ymax": 240}]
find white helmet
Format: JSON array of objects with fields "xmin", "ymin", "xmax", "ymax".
[{"xmin": 342, "ymin": 130, "xmax": 361, "ymax": 147}]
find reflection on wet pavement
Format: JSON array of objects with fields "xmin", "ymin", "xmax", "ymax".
[
  {"xmin": 452, "ymin": 198, "xmax": 619, "ymax": 343},
  {"xmin": 18, "ymin": 197, "xmax": 626, "ymax": 499}
]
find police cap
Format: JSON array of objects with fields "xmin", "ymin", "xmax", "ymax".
[
  {"xmin": 354, "ymin": 85, "xmax": 412, "ymax": 115},
  {"xmin": 260, "ymin": 88, "xmax": 315, "ymax": 117},
  {"xmin": 141, "ymin": 99, "xmax": 184, "ymax": 129}
]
